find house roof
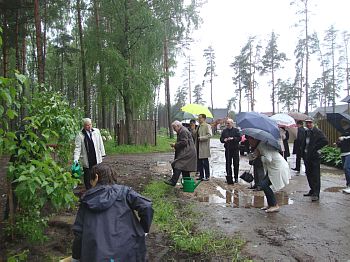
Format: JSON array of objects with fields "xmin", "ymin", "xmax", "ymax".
[
  {"xmin": 341, "ymin": 95, "xmax": 350, "ymax": 103},
  {"xmin": 211, "ymin": 108, "xmax": 228, "ymax": 121},
  {"xmin": 310, "ymin": 104, "xmax": 350, "ymax": 117}
]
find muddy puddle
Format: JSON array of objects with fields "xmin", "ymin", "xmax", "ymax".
[
  {"xmin": 323, "ymin": 186, "xmax": 346, "ymax": 192},
  {"xmin": 196, "ymin": 186, "xmax": 294, "ymax": 208}
]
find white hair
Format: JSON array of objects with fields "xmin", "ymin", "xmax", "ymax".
[
  {"xmin": 172, "ymin": 120, "xmax": 182, "ymax": 128},
  {"xmin": 82, "ymin": 118, "xmax": 92, "ymax": 125},
  {"xmin": 226, "ymin": 118, "xmax": 234, "ymax": 124}
]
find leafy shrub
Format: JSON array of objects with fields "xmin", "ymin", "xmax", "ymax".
[
  {"xmin": 100, "ymin": 129, "xmax": 113, "ymax": 141},
  {"xmin": 5, "ymin": 87, "xmax": 81, "ymax": 242},
  {"xmin": 321, "ymin": 146, "xmax": 342, "ymax": 168}
]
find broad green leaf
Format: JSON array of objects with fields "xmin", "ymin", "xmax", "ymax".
[
  {"xmin": 0, "ymin": 105, "xmax": 4, "ymax": 116},
  {"xmin": 15, "ymin": 175, "xmax": 29, "ymax": 182},
  {"xmin": 6, "ymin": 109, "xmax": 17, "ymax": 119},
  {"xmin": 1, "ymin": 90, "xmax": 12, "ymax": 105},
  {"xmin": 15, "ymin": 72, "xmax": 27, "ymax": 85}
]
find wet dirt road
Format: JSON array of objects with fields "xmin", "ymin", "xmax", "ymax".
[{"xmin": 161, "ymin": 139, "xmax": 350, "ymax": 261}]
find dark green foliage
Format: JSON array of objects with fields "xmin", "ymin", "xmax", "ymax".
[{"xmin": 320, "ymin": 146, "xmax": 342, "ymax": 168}]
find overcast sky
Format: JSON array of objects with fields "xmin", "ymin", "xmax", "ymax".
[{"xmin": 161, "ymin": 0, "xmax": 350, "ymax": 113}]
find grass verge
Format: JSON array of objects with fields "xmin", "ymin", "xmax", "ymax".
[
  {"xmin": 143, "ymin": 181, "xmax": 249, "ymax": 260},
  {"xmin": 105, "ymin": 135, "xmax": 176, "ymax": 155}
]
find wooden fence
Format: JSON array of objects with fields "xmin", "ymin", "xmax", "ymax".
[
  {"xmin": 117, "ymin": 120, "xmax": 156, "ymax": 145},
  {"xmin": 317, "ymin": 118, "xmax": 342, "ymax": 145}
]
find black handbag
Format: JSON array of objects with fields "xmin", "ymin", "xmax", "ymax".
[{"xmin": 240, "ymin": 166, "xmax": 254, "ymax": 183}]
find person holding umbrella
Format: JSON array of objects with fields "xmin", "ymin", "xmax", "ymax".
[
  {"xmin": 196, "ymin": 114, "xmax": 212, "ymax": 181},
  {"xmin": 244, "ymin": 128, "xmax": 290, "ymax": 213}
]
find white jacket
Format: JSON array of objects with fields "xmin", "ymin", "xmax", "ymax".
[
  {"xmin": 257, "ymin": 142, "xmax": 290, "ymax": 191},
  {"xmin": 73, "ymin": 128, "xmax": 106, "ymax": 168}
]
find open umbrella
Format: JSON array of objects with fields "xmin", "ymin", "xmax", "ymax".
[
  {"xmin": 174, "ymin": 111, "xmax": 197, "ymax": 120},
  {"xmin": 270, "ymin": 113, "xmax": 296, "ymax": 127},
  {"xmin": 181, "ymin": 103, "xmax": 213, "ymax": 118},
  {"xmin": 236, "ymin": 112, "xmax": 280, "ymax": 139},
  {"xmin": 288, "ymin": 112, "xmax": 309, "ymax": 121},
  {"xmin": 242, "ymin": 128, "xmax": 281, "ymax": 151},
  {"xmin": 326, "ymin": 113, "xmax": 350, "ymax": 135}
]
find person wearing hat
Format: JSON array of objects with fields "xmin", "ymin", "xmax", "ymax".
[{"xmin": 300, "ymin": 117, "xmax": 328, "ymax": 201}]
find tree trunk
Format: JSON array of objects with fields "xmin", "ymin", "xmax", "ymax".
[
  {"xmin": 76, "ymin": 0, "xmax": 90, "ymax": 117},
  {"xmin": 304, "ymin": 0, "xmax": 309, "ymax": 114},
  {"xmin": 164, "ymin": 38, "xmax": 173, "ymax": 138},
  {"xmin": 2, "ymin": 10, "xmax": 8, "ymax": 77},
  {"xmin": 34, "ymin": 0, "xmax": 45, "ymax": 84},
  {"xmin": 271, "ymin": 61, "xmax": 275, "ymax": 114},
  {"xmin": 210, "ymin": 58, "xmax": 214, "ymax": 111},
  {"xmin": 15, "ymin": 9, "xmax": 20, "ymax": 71},
  {"xmin": 123, "ymin": 94, "xmax": 134, "ymax": 145}
]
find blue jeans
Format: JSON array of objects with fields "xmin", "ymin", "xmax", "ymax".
[
  {"xmin": 342, "ymin": 155, "xmax": 350, "ymax": 186},
  {"xmin": 259, "ymin": 175, "xmax": 277, "ymax": 207}
]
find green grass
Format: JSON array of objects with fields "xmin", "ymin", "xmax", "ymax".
[
  {"xmin": 105, "ymin": 135, "xmax": 176, "ymax": 155},
  {"xmin": 143, "ymin": 181, "xmax": 249, "ymax": 260}
]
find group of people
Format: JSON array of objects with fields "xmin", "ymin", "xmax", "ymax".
[
  {"xmin": 69, "ymin": 115, "xmax": 350, "ymax": 260},
  {"xmin": 164, "ymin": 115, "xmax": 346, "ymax": 212}
]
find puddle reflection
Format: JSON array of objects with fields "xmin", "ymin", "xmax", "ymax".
[
  {"xmin": 323, "ymin": 187, "xmax": 346, "ymax": 192},
  {"xmin": 196, "ymin": 186, "xmax": 294, "ymax": 208}
]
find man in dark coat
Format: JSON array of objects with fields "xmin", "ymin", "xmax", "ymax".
[
  {"xmin": 282, "ymin": 127, "xmax": 290, "ymax": 161},
  {"xmin": 72, "ymin": 163, "xmax": 153, "ymax": 262},
  {"xmin": 165, "ymin": 120, "xmax": 197, "ymax": 186},
  {"xmin": 220, "ymin": 119, "xmax": 242, "ymax": 184},
  {"xmin": 300, "ymin": 118, "xmax": 328, "ymax": 201},
  {"xmin": 292, "ymin": 120, "xmax": 305, "ymax": 172}
]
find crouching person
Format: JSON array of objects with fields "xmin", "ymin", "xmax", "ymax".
[{"xmin": 71, "ymin": 163, "xmax": 153, "ymax": 262}]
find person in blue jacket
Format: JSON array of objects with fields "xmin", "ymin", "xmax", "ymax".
[{"xmin": 71, "ymin": 163, "xmax": 153, "ymax": 262}]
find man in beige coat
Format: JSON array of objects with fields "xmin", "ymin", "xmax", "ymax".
[{"xmin": 196, "ymin": 114, "xmax": 212, "ymax": 181}]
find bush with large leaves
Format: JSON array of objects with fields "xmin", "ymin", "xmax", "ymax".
[{"xmin": 6, "ymin": 89, "xmax": 82, "ymax": 242}]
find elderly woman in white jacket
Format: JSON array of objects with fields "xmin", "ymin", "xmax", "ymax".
[
  {"xmin": 247, "ymin": 136, "xmax": 290, "ymax": 213},
  {"xmin": 74, "ymin": 118, "xmax": 106, "ymax": 189}
]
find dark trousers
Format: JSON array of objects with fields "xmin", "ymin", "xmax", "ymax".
[
  {"xmin": 304, "ymin": 158, "xmax": 321, "ymax": 197},
  {"xmin": 197, "ymin": 158, "xmax": 210, "ymax": 179},
  {"xmin": 295, "ymin": 153, "xmax": 302, "ymax": 171},
  {"xmin": 83, "ymin": 167, "xmax": 92, "ymax": 190},
  {"xmin": 253, "ymin": 157, "xmax": 265, "ymax": 186},
  {"xmin": 259, "ymin": 175, "xmax": 277, "ymax": 207},
  {"xmin": 170, "ymin": 168, "xmax": 190, "ymax": 184},
  {"xmin": 225, "ymin": 149, "xmax": 239, "ymax": 180}
]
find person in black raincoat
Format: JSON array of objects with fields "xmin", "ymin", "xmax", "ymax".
[{"xmin": 71, "ymin": 163, "xmax": 153, "ymax": 262}]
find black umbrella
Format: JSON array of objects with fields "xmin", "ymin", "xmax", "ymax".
[{"xmin": 326, "ymin": 113, "xmax": 350, "ymax": 135}]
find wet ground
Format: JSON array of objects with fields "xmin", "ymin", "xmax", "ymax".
[
  {"xmin": 2, "ymin": 139, "xmax": 349, "ymax": 261},
  {"xmin": 159, "ymin": 139, "xmax": 350, "ymax": 261}
]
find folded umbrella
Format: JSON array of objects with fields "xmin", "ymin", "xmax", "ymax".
[
  {"xmin": 236, "ymin": 112, "xmax": 280, "ymax": 139},
  {"xmin": 242, "ymin": 128, "xmax": 281, "ymax": 151}
]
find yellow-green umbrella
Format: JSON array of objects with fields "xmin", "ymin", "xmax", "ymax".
[{"xmin": 181, "ymin": 103, "xmax": 213, "ymax": 118}]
